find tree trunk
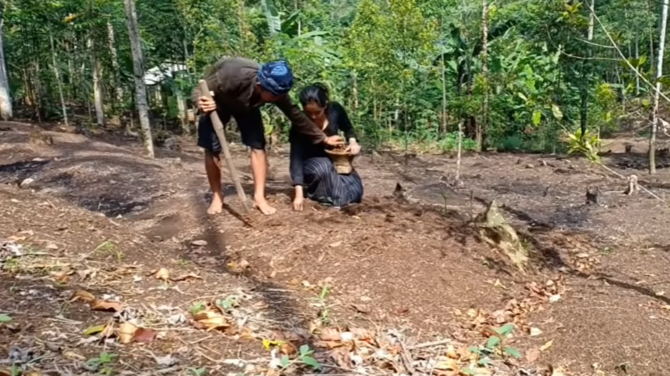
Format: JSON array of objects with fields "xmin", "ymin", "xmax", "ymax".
[
  {"xmin": 580, "ymin": 0, "xmax": 596, "ymax": 137},
  {"xmin": 635, "ymin": 33, "xmax": 640, "ymax": 96},
  {"xmin": 441, "ymin": 45, "xmax": 447, "ymax": 136},
  {"xmin": 124, "ymin": 0, "xmax": 155, "ymax": 158},
  {"xmin": 478, "ymin": 0, "xmax": 488, "ymax": 151},
  {"xmin": 33, "ymin": 64, "xmax": 43, "ymax": 123},
  {"xmin": 89, "ymin": 38, "xmax": 105, "ymax": 127},
  {"xmin": 0, "ymin": 10, "xmax": 12, "ymax": 120},
  {"xmin": 649, "ymin": 0, "xmax": 668, "ymax": 174},
  {"xmin": 50, "ymin": 35, "xmax": 69, "ymax": 126},
  {"xmin": 107, "ymin": 21, "xmax": 124, "ymax": 108}
]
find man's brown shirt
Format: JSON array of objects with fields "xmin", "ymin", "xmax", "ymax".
[{"xmin": 192, "ymin": 58, "xmax": 326, "ymax": 144}]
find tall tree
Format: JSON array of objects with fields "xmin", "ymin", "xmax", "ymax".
[
  {"xmin": 649, "ymin": 0, "xmax": 668, "ymax": 174},
  {"xmin": 50, "ymin": 34, "xmax": 68, "ymax": 126},
  {"xmin": 479, "ymin": 0, "xmax": 488, "ymax": 150},
  {"xmin": 0, "ymin": 4, "xmax": 11, "ymax": 120},
  {"xmin": 124, "ymin": 0, "xmax": 154, "ymax": 158}
]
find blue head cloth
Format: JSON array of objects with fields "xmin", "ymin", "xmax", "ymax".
[{"xmin": 257, "ymin": 59, "xmax": 294, "ymax": 96}]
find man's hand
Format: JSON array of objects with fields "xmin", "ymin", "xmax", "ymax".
[
  {"xmin": 293, "ymin": 186, "xmax": 304, "ymax": 211},
  {"xmin": 345, "ymin": 139, "xmax": 361, "ymax": 155},
  {"xmin": 198, "ymin": 95, "xmax": 217, "ymax": 113},
  {"xmin": 323, "ymin": 135, "xmax": 344, "ymax": 147}
]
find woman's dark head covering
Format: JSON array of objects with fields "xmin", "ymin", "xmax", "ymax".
[
  {"xmin": 299, "ymin": 83, "xmax": 330, "ymax": 108},
  {"xmin": 257, "ymin": 59, "xmax": 294, "ymax": 96}
]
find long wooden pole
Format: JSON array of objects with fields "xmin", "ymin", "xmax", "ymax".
[{"xmin": 198, "ymin": 80, "xmax": 250, "ymax": 213}]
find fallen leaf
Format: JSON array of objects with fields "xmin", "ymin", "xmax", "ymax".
[
  {"xmin": 171, "ymin": 273, "xmax": 202, "ymax": 282},
  {"xmin": 433, "ymin": 357, "xmax": 459, "ymax": 370},
  {"xmin": 118, "ymin": 322, "xmax": 137, "ymax": 344},
  {"xmin": 101, "ymin": 322, "xmax": 115, "ymax": 338},
  {"xmin": 319, "ymin": 327, "xmax": 341, "ymax": 341},
  {"xmin": 280, "ymin": 342, "xmax": 297, "ymax": 355},
  {"xmin": 526, "ymin": 347, "xmax": 541, "ymax": 362},
  {"xmin": 446, "ymin": 344, "xmax": 458, "ymax": 359},
  {"xmin": 153, "ymin": 268, "xmax": 170, "ymax": 281},
  {"xmin": 550, "ymin": 366, "xmax": 566, "ymax": 376},
  {"xmin": 90, "ymin": 299, "xmax": 123, "ymax": 312},
  {"xmin": 540, "ymin": 340, "xmax": 554, "ymax": 351},
  {"xmin": 191, "ymin": 240, "xmax": 208, "ymax": 246},
  {"xmin": 83, "ymin": 324, "xmax": 106, "ymax": 336},
  {"xmin": 63, "ymin": 350, "xmax": 86, "ymax": 360},
  {"xmin": 71, "ymin": 290, "xmax": 96, "ymax": 303},
  {"xmin": 134, "ymin": 328, "xmax": 158, "ymax": 343},
  {"xmin": 192, "ymin": 310, "xmax": 230, "ymax": 331},
  {"xmin": 493, "ymin": 279, "xmax": 507, "ymax": 289},
  {"xmin": 329, "ymin": 241, "xmax": 342, "ymax": 248},
  {"xmin": 530, "ymin": 327, "xmax": 543, "ymax": 336},
  {"xmin": 154, "ymin": 354, "xmax": 178, "ymax": 367}
]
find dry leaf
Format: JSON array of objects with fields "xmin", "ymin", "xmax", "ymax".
[
  {"xmin": 446, "ymin": 344, "xmax": 458, "ymax": 359},
  {"xmin": 90, "ymin": 299, "xmax": 123, "ymax": 312},
  {"xmin": 71, "ymin": 290, "xmax": 96, "ymax": 303},
  {"xmin": 530, "ymin": 327, "xmax": 543, "ymax": 336},
  {"xmin": 133, "ymin": 328, "xmax": 157, "ymax": 343},
  {"xmin": 550, "ymin": 366, "xmax": 566, "ymax": 376},
  {"xmin": 171, "ymin": 273, "xmax": 202, "ymax": 282},
  {"xmin": 329, "ymin": 241, "xmax": 342, "ymax": 248},
  {"xmin": 319, "ymin": 327, "xmax": 342, "ymax": 341},
  {"xmin": 101, "ymin": 322, "xmax": 115, "ymax": 338},
  {"xmin": 153, "ymin": 268, "xmax": 170, "ymax": 281},
  {"xmin": 62, "ymin": 351, "xmax": 86, "ymax": 360},
  {"xmin": 493, "ymin": 279, "xmax": 507, "ymax": 289},
  {"xmin": 433, "ymin": 357, "xmax": 459, "ymax": 370},
  {"xmin": 191, "ymin": 240, "xmax": 208, "ymax": 246},
  {"xmin": 540, "ymin": 340, "xmax": 554, "ymax": 351},
  {"xmin": 280, "ymin": 342, "xmax": 297, "ymax": 355},
  {"xmin": 118, "ymin": 322, "xmax": 137, "ymax": 344},
  {"xmin": 525, "ymin": 347, "xmax": 541, "ymax": 362},
  {"xmin": 192, "ymin": 310, "xmax": 230, "ymax": 331}
]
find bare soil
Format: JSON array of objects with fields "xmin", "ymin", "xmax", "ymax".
[{"xmin": 2, "ymin": 121, "xmax": 670, "ymax": 375}]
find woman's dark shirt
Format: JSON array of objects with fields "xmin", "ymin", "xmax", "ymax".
[{"xmin": 290, "ymin": 102, "xmax": 356, "ymax": 186}]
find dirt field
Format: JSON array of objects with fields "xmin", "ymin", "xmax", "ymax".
[{"xmin": 2, "ymin": 121, "xmax": 670, "ymax": 376}]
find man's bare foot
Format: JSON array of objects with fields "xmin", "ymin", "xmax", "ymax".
[
  {"xmin": 207, "ymin": 195, "xmax": 224, "ymax": 215},
  {"xmin": 253, "ymin": 197, "xmax": 276, "ymax": 215}
]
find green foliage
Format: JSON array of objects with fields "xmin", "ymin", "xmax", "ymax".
[
  {"xmin": 567, "ymin": 128, "xmax": 603, "ymax": 163},
  {"xmin": 86, "ymin": 352, "xmax": 117, "ymax": 375},
  {"xmin": 0, "ymin": 314, "xmax": 12, "ymax": 322},
  {"xmin": 0, "ymin": 0, "xmax": 660, "ymax": 152}
]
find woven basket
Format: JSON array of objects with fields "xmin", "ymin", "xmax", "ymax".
[{"xmin": 325, "ymin": 149, "xmax": 353, "ymax": 175}]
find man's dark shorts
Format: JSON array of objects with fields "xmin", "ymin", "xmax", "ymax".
[{"xmin": 197, "ymin": 108, "xmax": 266, "ymax": 153}]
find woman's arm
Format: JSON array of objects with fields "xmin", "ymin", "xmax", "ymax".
[
  {"xmin": 331, "ymin": 102, "xmax": 361, "ymax": 154},
  {"xmin": 331, "ymin": 102, "xmax": 357, "ymax": 141}
]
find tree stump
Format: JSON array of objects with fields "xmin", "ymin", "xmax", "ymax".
[
  {"xmin": 624, "ymin": 175, "xmax": 640, "ymax": 195},
  {"xmin": 585, "ymin": 186, "xmax": 600, "ymax": 205}
]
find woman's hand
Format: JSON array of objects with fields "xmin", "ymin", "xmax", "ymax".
[
  {"xmin": 345, "ymin": 139, "xmax": 361, "ymax": 155},
  {"xmin": 293, "ymin": 186, "xmax": 304, "ymax": 211},
  {"xmin": 198, "ymin": 95, "xmax": 217, "ymax": 113},
  {"xmin": 323, "ymin": 135, "xmax": 344, "ymax": 147}
]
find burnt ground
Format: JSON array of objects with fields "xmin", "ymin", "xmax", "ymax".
[{"xmin": 2, "ymin": 121, "xmax": 670, "ymax": 376}]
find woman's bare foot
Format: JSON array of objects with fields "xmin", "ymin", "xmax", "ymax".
[
  {"xmin": 207, "ymin": 194, "xmax": 224, "ymax": 215},
  {"xmin": 254, "ymin": 197, "xmax": 277, "ymax": 215}
]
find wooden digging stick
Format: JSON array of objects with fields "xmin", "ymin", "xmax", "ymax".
[{"xmin": 198, "ymin": 80, "xmax": 250, "ymax": 213}]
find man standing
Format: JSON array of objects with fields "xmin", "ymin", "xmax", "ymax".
[{"xmin": 194, "ymin": 57, "xmax": 342, "ymax": 215}]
